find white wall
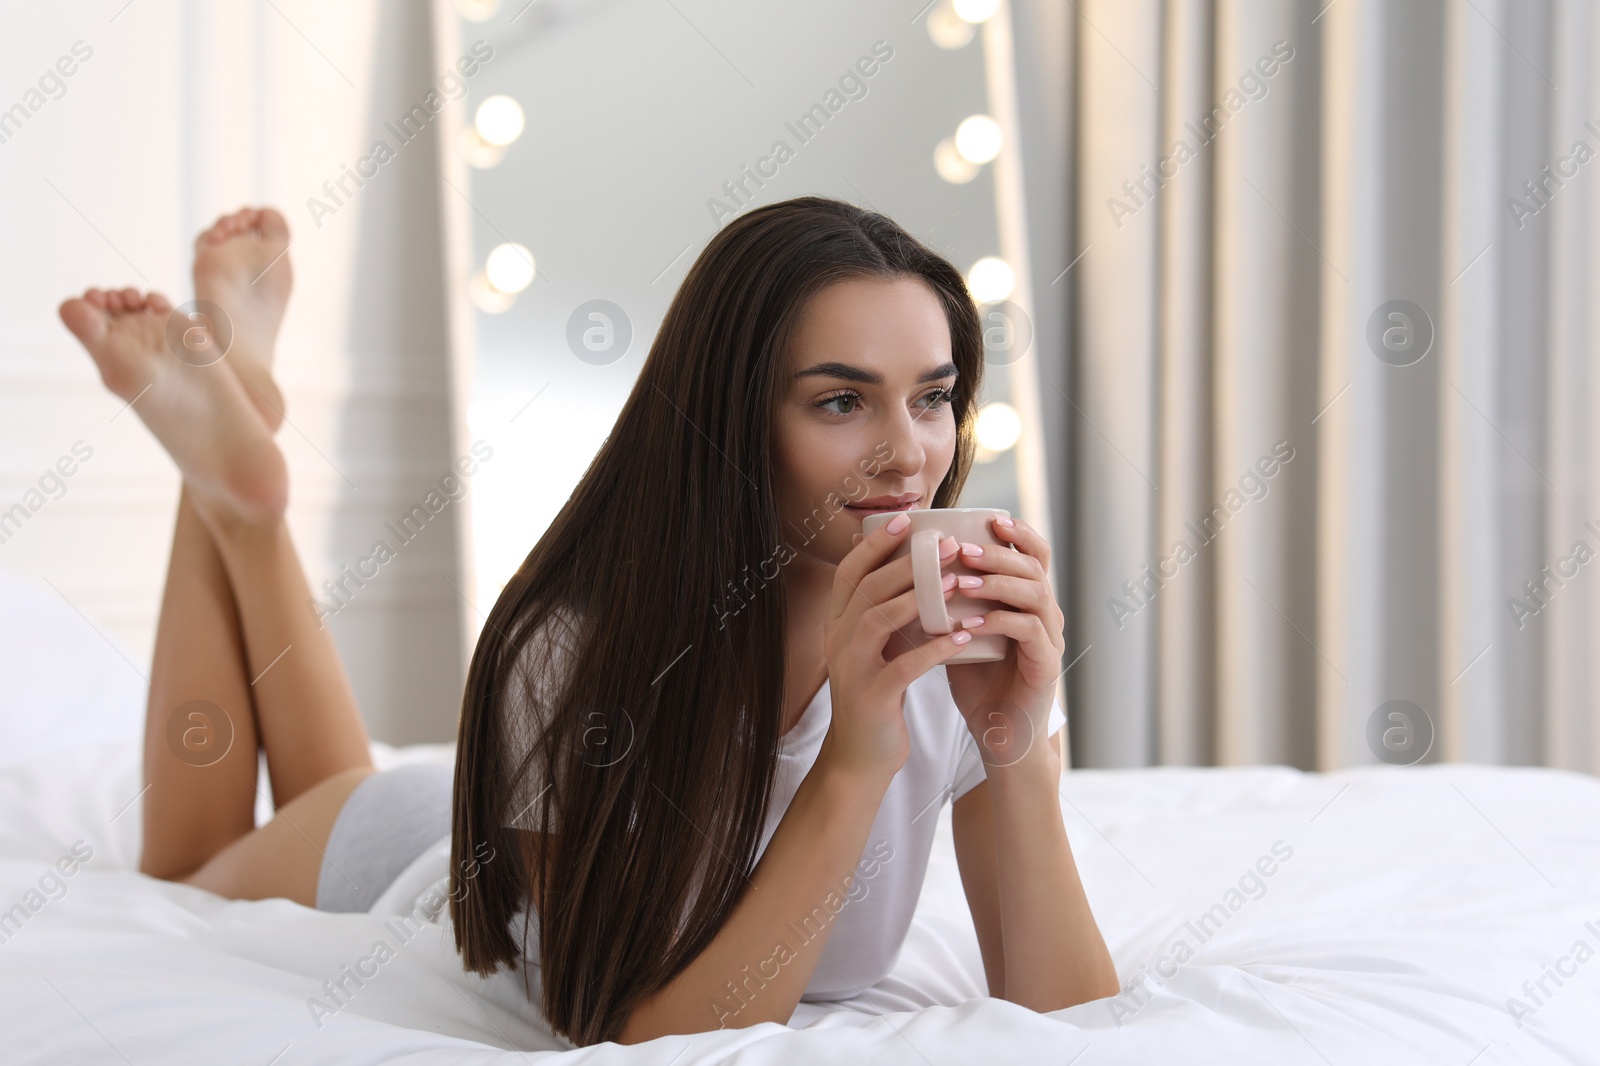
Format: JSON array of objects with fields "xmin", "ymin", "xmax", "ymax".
[{"xmin": 0, "ymin": 0, "xmax": 464, "ymax": 744}]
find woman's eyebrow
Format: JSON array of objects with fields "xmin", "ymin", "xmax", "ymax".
[{"xmin": 793, "ymin": 360, "xmax": 958, "ymax": 385}]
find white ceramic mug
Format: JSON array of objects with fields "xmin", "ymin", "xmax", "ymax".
[{"xmin": 859, "ymin": 507, "xmax": 1010, "ymax": 664}]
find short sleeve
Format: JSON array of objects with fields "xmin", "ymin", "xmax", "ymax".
[
  {"xmin": 950, "ymin": 695, "xmax": 1067, "ymax": 803},
  {"xmin": 500, "ymin": 608, "xmax": 581, "ymax": 832}
]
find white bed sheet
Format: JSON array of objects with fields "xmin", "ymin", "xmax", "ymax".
[
  {"xmin": 3, "ymin": 569, "xmax": 1599, "ymax": 1063},
  {"xmin": 4, "ymin": 740, "xmax": 1599, "ymax": 1064}
]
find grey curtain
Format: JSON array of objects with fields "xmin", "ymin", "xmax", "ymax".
[{"xmin": 1015, "ymin": 0, "xmax": 1599, "ymax": 773}]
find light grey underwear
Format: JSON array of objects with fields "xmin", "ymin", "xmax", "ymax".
[{"xmin": 315, "ymin": 762, "xmax": 454, "ymax": 913}]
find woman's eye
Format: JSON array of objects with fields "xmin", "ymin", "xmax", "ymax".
[
  {"xmin": 816, "ymin": 392, "xmax": 860, "ymax": 415},
  {"xmin": 920, "ymin": 388, "xmax": 953, "ymax": 410}
]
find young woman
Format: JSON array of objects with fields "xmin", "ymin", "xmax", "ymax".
[{"xmin": 58, "ymin": 197, "xmax": 1117, "ymax": 1049}]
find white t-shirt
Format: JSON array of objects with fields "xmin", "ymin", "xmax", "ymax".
[
  {"xmin": 732, "ymin": 666, "xmax": 1066, "ymax": 999},
  {"xmin": 377, "ymin": 621, "xmax": 1066, "ymax": 1006}
]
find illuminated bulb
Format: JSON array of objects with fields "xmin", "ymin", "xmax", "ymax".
[
  {"xmin": 955, "ymin": 114, "xmax": 1002, "ymax": 164},
  {"xmin": 966, "ymin": 257, "xmax": 1014, "ymax": 303},
  {"xmin": 485, "ymin": 242, "xmax": 535, "ymax": 294},
  {"xmin": 953, "ymin": 0, "xmax": 1001, "ymax": 23},
  {"xmin": 469, "ymin": 269, "xmax": 515, "ymax": 313},
  {"xmin": 927, "ymin": 2, "xmax": 976, "ymax": 48},
  {"xmin": 934, "ymin": 137, "xmax": 981, "ymax": 184},
  {"xmin": 459, "ymin": 127, "xmax": 506, "ymax": 169},
  {"xmin": 475, "ymin": 95, "xmax": 525, "ymax": 147},
  {"xmin": 975, "ymin": 402, "xmax": 1022, "ymax": 453}
]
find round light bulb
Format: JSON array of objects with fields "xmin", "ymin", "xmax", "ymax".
[
  {"xmin": 475, "ymin": 95, "xmax": 525, "ymax": 147},
  {"xmin": 953, "ymin": 0, "xmax": 1001, "ymax": 24},
  {"xmin": 955, "ymin": 114, "xmax": 1002, "ymax": 164},
  {"xmin": 966, "ymin": 257, "xmax": 1014, "ymax": 303},
  {"xmin": 934, "ymin": 137, "xmax": 981, "ymax": 184},
  {"xmin": 485, "ymin": 242, "xmax": 535, "ymax": 294},
  {"xmin": 975, "ymin": 401, "xmax": 1022, "ymax": 453}
]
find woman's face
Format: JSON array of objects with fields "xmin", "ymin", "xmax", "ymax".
[{"xmin": 772, "ymin": 274, "xmax": 959, "ymax": 568}]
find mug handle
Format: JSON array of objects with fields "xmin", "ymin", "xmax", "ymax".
[{"xmin": 910, "ymin": 528, "xmax": 953, "ymax": 634}]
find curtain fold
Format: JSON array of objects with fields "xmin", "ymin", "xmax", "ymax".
[
  {"xmin": 1154, "ymin": 0, "xmax": 1216, "ymax": 766},
  {"xmin": 1068, "ymin": 0, "xmax": 1164, "ymax": 767},
  {"xmin": 1045, "ymin": 0, "xmax": 1600, "ymax": 773}
]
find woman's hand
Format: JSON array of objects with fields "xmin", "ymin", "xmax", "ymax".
[
  {"xmin": 820, "ymin": 511, "xmax": 974, "ymax": 781},
  {"xmin": 943, "ymin": 515, "xmax": 1065, "ymax": 768}
]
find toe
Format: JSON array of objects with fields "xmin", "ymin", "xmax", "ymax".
[
  {"xmin": 59, "ymin": 298, "xmax": 108, "ymax": 344},
  {"xmin": 84, "ymin": 288, "xmax": 108, "ymax": 309},
  {"xmin": 146, "ymin": 291, "xmax": 172, "ymax": 314},
  {"xmin": 257, "ymin": 207, "xmax": 290, "ymax": 241},
  {"xmin": 119, "ymin": 287, "xmax": 140, "ymax": 308}
]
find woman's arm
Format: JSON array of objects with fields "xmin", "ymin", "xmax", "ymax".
[
  {"xmin": 942, "ymin": 514, "xmax": 1118, "ymax": 1010},
  {"xmin": 950, "ymin": 738, "xmax": 1119, "ymax": 1011},
  {"xmin": 620, "ymin": 514, "xmax": 971, "ymax": 1042},
  {"xmin": 619, "ymin": 738, "xmax": 892, "ymax": 1042}
]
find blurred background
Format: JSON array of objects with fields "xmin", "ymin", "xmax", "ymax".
[{"xmin": 1, "ymin": 0, "xmax": 1596, "ymax": 779}]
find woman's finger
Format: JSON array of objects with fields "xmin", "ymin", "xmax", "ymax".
[
  {"xmin": 992, "ymin": 515, "xmax": 1050, "ymax": 572},
  {"xmin": 855, "ymin": 534, "xmax": 956, "ymax": 608},
  {"xmin": 852, "ymin": 576, "xmax": 958, "ymax": 658},
  {"xmin": 838, "ymin": 535, "xmax": 959, "ymax": 631},
  {"xmin": 951, "ymin": 539, "xmax": 1045, "ymax": 581},
  {"xmin": 849, "ymin": 551, "xmax": 916, "ymax": 610},
  {"xmin": 829, "ymin": 513, "xmax": 914, "ymax": 621},
  {"xmin": 955, "ymin": 572, "xmax": 1055, "ymax": 620},
  {"xmin": 959, "ymin": 608, "xmax": 1061, "ymax": 677},
  {"xmin": 884, "ymin": 627, "xmax": 979, "ymax": 688}
]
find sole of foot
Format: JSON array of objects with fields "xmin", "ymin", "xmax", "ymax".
[
  {"xmin": 192, "ymin": 206, "xmax": 293, "ymax": 432},
  {"xmin": 59, "ymin": 287, "xmax": 288, "ymax": 527}
]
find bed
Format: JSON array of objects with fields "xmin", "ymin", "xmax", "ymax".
[{"xmin": 4, "ymin": 568, "xmax": 1598, "ymax": 1064}]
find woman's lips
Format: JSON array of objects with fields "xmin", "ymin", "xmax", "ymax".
[{"xmin": 844, "ymin": 493, "xmax": 919, "ymax": 517}]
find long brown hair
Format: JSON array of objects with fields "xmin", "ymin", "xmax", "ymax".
[{"xmin": 450, "ymin": 196, "xmax": 985, "ymax": 1046}]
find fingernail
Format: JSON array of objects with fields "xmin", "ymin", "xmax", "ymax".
[
  {"xmin": 962, "ymin": 615, "xmax": 985, "ymax": 628},
  {"xmin": 886, "ymin": 512, "xmax": 910, "ymax": 534},
  {"xmin": 957, "ymin": 575, "xmax": 983, "ymax": 589},
  {"xmin": 960, "ymin": 542, "xmax": 983, "ymax": 557},
  {"xmin": 995, "ymin": 516, "xmax": 1015, "ymax": 528},
  {"xmin": 941, "ymin": 572, "xmax": 957, "ymax": 591},
  {"xmin": 852, "ymin": 533, "xmax": 862, "ymax": 546},
  {"xmin": 941, "ymin": 535, "xmax": 959, "ymax": 557},
  {"xmin": 951, "ymin": 630, "xmax": 972, "ymax": 645}
]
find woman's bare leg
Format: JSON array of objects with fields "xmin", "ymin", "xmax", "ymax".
[
  {"xmin": 199, "ymin": 512, "xmax": 374, "ymax": 805},
  {"xmin": 144, "ymin": 492, "xmax": 378, "ymax": 902},
  {"xmin": 171, "ymin": 480, "xmax": 381, "ymax": 906},
  {"xmin": 179, "ymin": 208, "xmax": 374, "ymax": 808},
  {"xmin": 139, "ymin": 484, "xmax": 264, "ymax": 879},
  {"xmin": 60, "ymin": 210, "xmax": 375, "ymax": 897}
]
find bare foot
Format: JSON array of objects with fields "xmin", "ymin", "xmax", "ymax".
[
  {"xmin": 59, "ymin": 287, "xmax": 288, "ymax": 525},
  {"xmin": 192, "ymin": 207, "xmax": 292, "ymax": 431}
]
